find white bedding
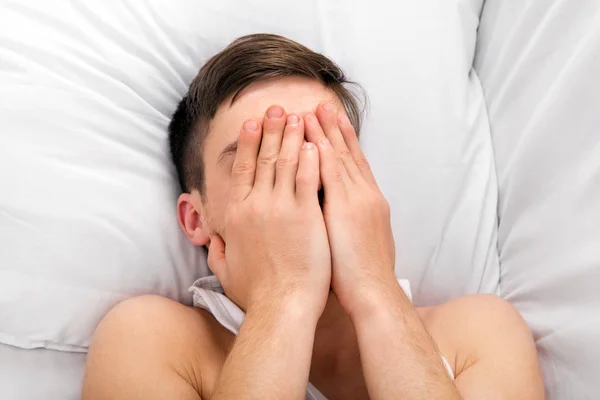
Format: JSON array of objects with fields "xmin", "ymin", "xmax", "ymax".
[
  {"xmin": 475, "ymin": 0, "xmax": 600, "ymax": 398},
  {"xmin": 4, "ymin": 0, "xmax": 598, "ymax": 398},
  {"xmin": 0, "ymin": 0, "xmax": 495, "ymax": 397},
  {"xmin": 0, "ymin": 343, "xmax": 85, "ymax": 400}
]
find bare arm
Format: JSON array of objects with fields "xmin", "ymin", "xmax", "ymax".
[
  {"xmin": 349, "ymin": 281, "xmax": 461, "ymax": 400},
  {"xmin": 350, "ymin": 287, "xmax": 545, "ymax": 400},
  {"xmin": 211, "ymin": 299, "xmax": 317, "ymax": 400}
]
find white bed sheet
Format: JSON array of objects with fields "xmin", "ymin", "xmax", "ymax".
[
  {"xmin": 475, "ymin": 0, "xmax": 600, "ymax": 398},
  {"xmin": 0, "ymin": 343, "xmax": 85, "ymax": 400},
  {"xmin": 0, "ymin": 0, "xmax": 498, "ymax": 397}
]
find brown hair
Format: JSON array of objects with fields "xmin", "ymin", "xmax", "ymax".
[{"xmin": 168, "ymin": 33, "xmax": 364, "ymax": 194}]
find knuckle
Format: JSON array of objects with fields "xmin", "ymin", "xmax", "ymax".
[
  {"xmin": 361, "ymin": 192, "xmax": 383, "ymax": 208},
  {"xmin": 354, "ymin": 155, "xmax": 371, "ymax": 168},
  {"xmin": 276, "ymin": 155, "xmax": 298, "ymax": 169},
  {"xmin": 285, "ymin": 122, "xmax": 303, "ymax": 134},
  {"xmin": 339, "ymin": 149, "xmax": 353, "ymax": 160},
  {"xmin": 231, "ymin": 161, "xmax": 254, "ymax": 176},
  {"xmin": 331, "ymin": 170, "xmax": 344, "ymax": 182},
  {"xmin": 366, "ymin": 192, "xmax": 379, "ymax": 205},
  {"xmin": 372, "ymin": 195, "xmax": 390, "ymax": 215},
  {"xmin": 380, "ymin": 198, "xmax": 391, "ymax": 215},
  {"xmin": 258, "ymin": 152, "xmax": 278, "ymax": 165}
]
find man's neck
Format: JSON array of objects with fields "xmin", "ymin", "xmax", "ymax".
[{"xmin": 309, "ymin": 293, "xmax": 368, "ymax": 399}]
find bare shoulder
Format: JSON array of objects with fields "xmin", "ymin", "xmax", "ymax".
[
  {"xmin": 82, "ymin": 295, "xmax": 234, "ymax": 400},
  {"xmin": 418, "ymin": 294, "xmax": 545, "ymax": 399},
  {"xmin": 418, "ymin": 294, "xmax": 533, "ymax": 353}
]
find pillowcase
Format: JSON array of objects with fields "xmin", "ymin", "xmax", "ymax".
[
  {"xmin": 0, "ymin": 0, "xmax": 497, "ymax": 352},
  {"xmin": 475, "ymin": 0, "xmax": 600, "ymax": 397}
]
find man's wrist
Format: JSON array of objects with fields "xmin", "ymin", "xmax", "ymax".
[
  {"xmin": 246, "ymin": 291, "xmax": 323, "ymax": 329},
  {"xmin": 346, "ymin": 274, "xmax": 411, "ymax": 324}
]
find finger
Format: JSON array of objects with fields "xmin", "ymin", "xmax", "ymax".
[
  {"xmin": 207, "ymin": 234, "xmax": 227, "ymax": 281},
  {"xmin": 295, "ymin": 142, "xmax": 320, "ymax": 204},
  {"xmin": 275, "ymin": 114, "xmax": 304, "ymax": 196},
  {"xmin": 303, "ymin": 112, "xmax": 327, "ymax": 145},
  {"xmin": 254, "ymin": 105, "xmax": 286, "ymax": 191},
  {"xmin": 315, "ymin": 102, "xmax": 362, "ymax": 182},
  {"xmin": 230, "ymin": 119, "xmax": 261, "ymax": 203},
  {"xmin": 338, "ymin": 113, "xmax": 378, "ymax": 187},
  {"xmin": 316, "ymin": 137, "xmax": 348, "ymax": 200}
]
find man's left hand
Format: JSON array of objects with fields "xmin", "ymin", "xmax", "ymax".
[{"xmin": 304, "ymin": 103, "xmax": 397, "ymax": 317}]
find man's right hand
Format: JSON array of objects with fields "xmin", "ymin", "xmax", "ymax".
[{"xmin": 207, "ymin": 105, "xmax": 331, "ymax": 321}]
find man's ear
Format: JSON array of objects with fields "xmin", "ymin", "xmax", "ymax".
[{"xmin": 177, "ymin": 191, "xmax": 210, "ymax": 247}]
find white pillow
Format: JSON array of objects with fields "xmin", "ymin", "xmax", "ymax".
[
  {"xmin": 475, "ymin": 0, "xmax": 600, "ymax": 397},
  {"xmin": 0, "ymin": 0, "xmax": 498, "ymax": 352}
]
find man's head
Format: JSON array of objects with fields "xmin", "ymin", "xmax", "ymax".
[{"xmin": 169, "ymin": 33, "xmax": 363, "ymax": 246}]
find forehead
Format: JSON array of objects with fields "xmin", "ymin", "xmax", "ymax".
[{"xmin": 205, "ymin": 76, "xmax": 339, "ymax": 159}]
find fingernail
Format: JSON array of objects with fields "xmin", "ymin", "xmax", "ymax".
[
  {"xmin": 267, "ymin": 106, "xmax": 284, "ymax": 119},
  {"xmin": 244, "ymin": 120, "xmax": 258, "ymax": 131},
  {"xmin": 338, "ymin": 114, "xmax": 351, "ymax": 127},
  {"xmin": 323, "ymin": 102, "xmax": 336, "ymax": 113},
  {"xmin": 306, "ymin": 113, "xmax": 317, "ymax": 124},
  {"xmin": 303, "ymin": 142, "xmax": 315, "ymax": 150},
  {"xmin": 287, "ymin": 115, "xmax": 299, "ymax": 125},
  {"xmin": 319, "ymin": 137, "xmax": 330, "ymax": 147}
]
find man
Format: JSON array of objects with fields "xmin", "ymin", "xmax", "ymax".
[{"xmin": 82, "ymin": 34, "xmax": 544, "ymax": 399}]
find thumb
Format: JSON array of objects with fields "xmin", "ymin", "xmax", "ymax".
[{"xmin": 207, "ymin": 234, "xmax": 227, "ymax": 280}]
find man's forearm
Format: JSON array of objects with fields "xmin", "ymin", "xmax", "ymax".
[
  {"xmin": 211, "ymin": 298, "xmax": 317, "ymax": 400},
  {"xmin": 350, "ymin": 281, "xmax": 461, "ymax": 400}
]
